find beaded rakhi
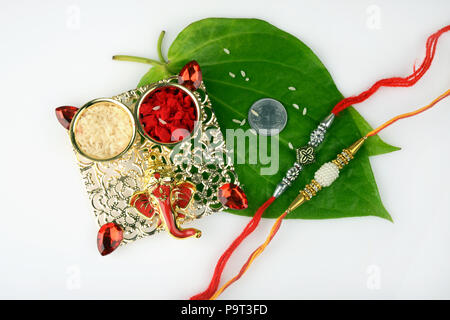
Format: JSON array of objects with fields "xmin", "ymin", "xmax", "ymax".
[
  {"xmin": 208, "ymin": 89, "xmax": 450, "ymax": 300},
  {"xmin": 192, "ymin": 25, "xmax": 450, "ymax": 300}
]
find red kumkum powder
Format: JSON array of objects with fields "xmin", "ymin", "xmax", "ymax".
[{"xmin": 139, "ymin": 85, "xmax": 198, "ymax": 143}]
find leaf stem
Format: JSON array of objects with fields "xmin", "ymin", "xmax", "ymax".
[
  {"xmin": 157, "ymin": 30, "xmax": 167, "ymax": 64},
  {"xmin": 112, "ymin": 55, "xmax": 163, "ymax": 66}
]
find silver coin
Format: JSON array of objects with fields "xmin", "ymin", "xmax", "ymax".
[{"xmin": 248, "ymin": 98, "xmax": 287, "ymax": 136}]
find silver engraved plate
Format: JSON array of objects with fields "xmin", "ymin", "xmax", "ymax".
[{"xmin": 75, "ymin": 77, "xmax": 240, "ymax": 245}]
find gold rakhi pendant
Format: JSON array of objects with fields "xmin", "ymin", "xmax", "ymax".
[{"xmin": 55, "ymin": 61, "xmax": 248, "ymax": 255}]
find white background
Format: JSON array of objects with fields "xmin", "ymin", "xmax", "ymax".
[{"xmin": 1, "ymin": 0, "xmax": 449, "ymax": 299}]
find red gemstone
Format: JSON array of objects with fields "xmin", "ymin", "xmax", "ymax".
[
  {"xmin": 55, "ymin": 106, "xmax": 78, "ymax": 130},
  {"xmin": 97, "ymin": 222, "xmax": 123, "ymax": 256},
  {"xmin": 218, "ymin": 183, "xmax": 248, "ymax": 210},
  {"xmin": 178, "ymin": 60, "xmax": 202, "ymax": 91}
]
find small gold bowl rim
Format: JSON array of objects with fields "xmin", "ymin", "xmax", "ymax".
[
  {"xmin": 69, "ymin": 98, "xmax": 137, "ymax": 162},
  {"xmin": 134, "ymin": 82, "xmax": 201, "ymax": 146}
]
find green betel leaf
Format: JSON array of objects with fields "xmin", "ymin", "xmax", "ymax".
[{"xmin": 131, "ymin": 18, "xmax": 400, "ymax": 221}]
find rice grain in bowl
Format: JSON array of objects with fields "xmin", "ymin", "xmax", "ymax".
[{"xmin": 70, "ymin": 99, "xmax": 135, "ymax": 161}]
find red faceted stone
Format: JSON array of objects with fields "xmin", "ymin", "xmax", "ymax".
[
  {"xmin": 218, "ymin": 183, "xmax": 248, "ymax": 210},
  {"xmin": 97, "ymin": 222, "xmax": 123, "ymax": 256},
  {"xmin": 178, "ymin": 60, "xmax": 202, "ymax": 91},
  {"xmin": 55, "ymin": 106, "xmax": 78, "ymax": 130}
]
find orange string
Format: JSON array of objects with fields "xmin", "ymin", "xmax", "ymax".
[
  {"xmin": 366, "ymin": 89, "xmax": 450, "ymax": 137},
  {"xmin": 191, "ymin": 196, "xmax": 276, "ymax": 300},
  {"xmin": 210, "ymin": 211, "xmax": 288, "ymax": 300},
  {"xmin": 209, "ymin": 89, "xmax": 450, "ymax": 300},
  {"xmin": 210, "ymin": 89, "xmax": 450, "ymax": 300}
]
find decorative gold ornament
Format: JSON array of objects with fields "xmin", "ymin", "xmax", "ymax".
[
  {"xmin": 287, "ymin": 138, "xmax": 366, "ymax": 213},
  {"xmin": 73, "ymin": 75, "xmax": 241, "ymax": 249}
]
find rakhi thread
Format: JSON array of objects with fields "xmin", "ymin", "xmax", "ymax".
[
  {"xmin": 273, "ymin": 26, "xmax": 449, "ymax": 200},
  {"xmin": 210, "ymin": 88, "xmax": 450, "ymax": 299},
  {"xmin": 192, "ymin": 25, "xmax": 449, "ymax": 301},
  {"xmin": 190, "ymin": 196, "xmax": 276, "ymax": 300},
  {"xmin": 366, "ymin": 89, "xmax": 450, "ymax": 137},
  {"xmin": 331, "ymin": 25, "xmax": 449, "ymax": 115},
  {"xmin": 210, "ymin": 211, "xmax": 288, "ymax": 300}
]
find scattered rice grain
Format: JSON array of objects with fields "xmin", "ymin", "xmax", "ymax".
[{"xmin": 251, "ymin": 109, "xmax": 259, "ymax": 117}]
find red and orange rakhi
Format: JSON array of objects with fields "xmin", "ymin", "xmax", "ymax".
[{"xmin": 55, "ymin": 61, "xmax": 248, "ymax": 255}]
